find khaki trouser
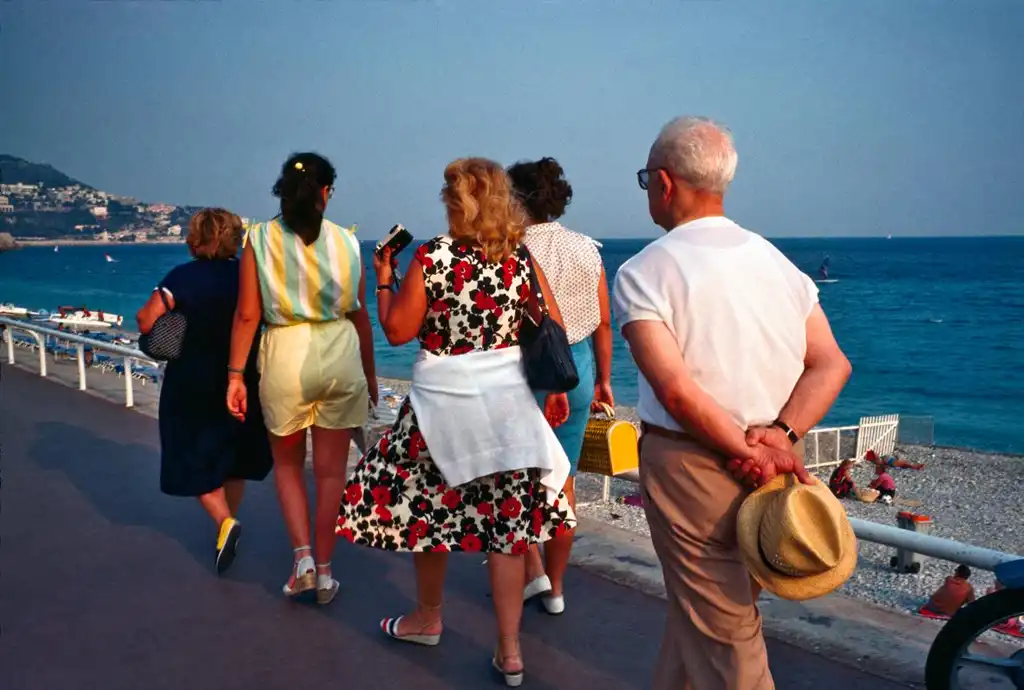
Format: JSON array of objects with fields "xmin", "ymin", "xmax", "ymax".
[{"xmin": 639, "ymin": 431, "xmax": 775, "ymax": 690}]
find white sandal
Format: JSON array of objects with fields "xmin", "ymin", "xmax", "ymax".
[
  {"xmin": 492, "ymin": 636, "xmax": 525, "ymax": 687},
  {"xmin": 282, "ymin": 546, "xmax": 316, "ymax": 597},
  {"xmin": 380, "ymin": 603, "xmax": 443, "ymax": 646},
  {"xmin": 316, "ymin": 562, "xmax": 339, "ymax": 605}
]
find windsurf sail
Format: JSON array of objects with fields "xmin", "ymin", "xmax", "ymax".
[{"xmin": 818, "ymin": 256, "xmax": 831, "ymax": 281}]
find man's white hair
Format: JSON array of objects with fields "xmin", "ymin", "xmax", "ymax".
[{"xmin": 650, "ymin": 116, "xmax": 738, "ymax": 195}]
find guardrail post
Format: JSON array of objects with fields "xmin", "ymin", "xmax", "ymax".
[
  {"xmin": 76, "ymin": 343, "xmax": 87, "ymax": 391},
  {"xmin": 124, "ymin": 357, "xmax": 134, "ymax": 407},
  {"xmin": 602, "ymin": 476, "xmax": 611, "ymax": 502},
  {"xmin": 4, "ymin": 328, "xmax": 12, "ymax": 364},
  {"xmin": 35, "ymin": 333, "xmax": 47, "ymax": 377}
]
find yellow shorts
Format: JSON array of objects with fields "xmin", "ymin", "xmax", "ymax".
[{"xmin": 258, "ymin": 319, "xmax": 368, "ymax": 437}]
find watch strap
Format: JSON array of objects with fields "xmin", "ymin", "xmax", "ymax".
[{"xmin": 771, "ymin": 419, "xmax": 799, "ymax": 443}]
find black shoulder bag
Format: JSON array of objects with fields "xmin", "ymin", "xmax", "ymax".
[
  {"xmin": 138, "ymin": 289, "xmax": 187, "ymax": 361},
  {"xmin": 519, "ymin": 248, "xmax": 580, "ymax": 393}
]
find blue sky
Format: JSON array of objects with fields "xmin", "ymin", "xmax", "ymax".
[{"xmin": 1, "ymin": 0, "xmax": 1022, "ymax": 239}]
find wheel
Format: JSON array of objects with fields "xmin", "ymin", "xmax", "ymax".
[
  {"xmin": 909, "ymin": 562, "xmax": 922, "ymax": 575},
  {"xmin": 925, "ymin": 588, "xmax": 1024, "ymax": 689},
  {"xmin": 891, "ymin": 556, "xmax": 899, "ymax": 568}
]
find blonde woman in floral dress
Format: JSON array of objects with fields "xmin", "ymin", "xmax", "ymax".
[{"xmin": 338, "ymin": 157, "xmax": 576, "ymax": 687}]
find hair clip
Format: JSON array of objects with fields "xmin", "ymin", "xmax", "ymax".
[{"xmin": 294, "ymin": 162, "xmax": 304, "ymax": 171}]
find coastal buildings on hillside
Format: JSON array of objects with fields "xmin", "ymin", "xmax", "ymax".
[
  {"xmin": 0, "ymin": 178, "xmax": 199, "ymax": 243},
  {"xmin": 2, "ymin": 157, "xmax": 254, "ymax": 244}
]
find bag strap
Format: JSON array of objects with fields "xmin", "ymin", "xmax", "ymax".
[
  {"xmin": 156, "ymin": 287, "xmax": 172, "ymax": 311},
  {"xmin": 521, "ymin": 246, "xmax": 548, "ymax": 322}
]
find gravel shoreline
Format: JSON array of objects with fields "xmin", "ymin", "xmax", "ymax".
[{"xmin": 377, "ymin": 377, "xmax": 1023, "ymax": 619}]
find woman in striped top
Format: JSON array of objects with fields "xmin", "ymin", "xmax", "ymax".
[{"xmin": 227, "ymin": 152, "xmax": 377, "ymax": 605}]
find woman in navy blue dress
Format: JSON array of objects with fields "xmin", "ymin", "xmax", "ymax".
[{"xmin": 136, "ymin": 209, "xmax": 272, "ymax": 574}]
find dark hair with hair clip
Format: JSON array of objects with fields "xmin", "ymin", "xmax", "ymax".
[
  {"xmin": 506, "ymin": 157, "xmax": 573, "ymax": 223},
  {"xmin": 272, "ymin": 152, "xmax": 337, "ymax": 244}
]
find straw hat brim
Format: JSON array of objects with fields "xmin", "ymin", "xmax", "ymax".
[{"xmin": 737, "ymin": 474, "xmax": 858, "ymax": 602}]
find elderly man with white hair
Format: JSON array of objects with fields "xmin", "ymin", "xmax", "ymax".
[{"xmin": 613, "ymin": 116, "xmax": 852, "ymax": 689}]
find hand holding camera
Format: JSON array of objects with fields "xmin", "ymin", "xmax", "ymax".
[{"xmin": 373, "ymin": 224, "xmax": 413, "ymax": 290}]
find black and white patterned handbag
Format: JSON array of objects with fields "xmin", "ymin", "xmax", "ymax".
[{"xmin": 138, "ymin": 289, "xmax": 187, "ymax": 361}]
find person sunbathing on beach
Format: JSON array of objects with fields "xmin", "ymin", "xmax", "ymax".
[
  {"xmin": 922, "ymin": 565, "xmax": 976, "ymax": 617},
  {"xmin": 865, "ymin": 449, "xmax": 925, "ymax": 471},
  {"xmin": 868, "ymin": 463, "xmax": 897, "ymax": 504},
  {"xmin": 828, "ymin": 460, "xmax": 857, "ymax": 499}
]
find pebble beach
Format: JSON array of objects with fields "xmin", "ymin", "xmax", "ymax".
[{"xmin": 575, "ymin": 443, "xmax": 1023, "ymax": 614}]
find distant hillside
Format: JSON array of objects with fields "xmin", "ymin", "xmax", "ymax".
[
  {"xmin": 0, "ymin": 154, "xmax": 90, "ymax": 189},
  {"xmin": 0, "ymin": 155, "xmax": 199, "ymax": 240}
]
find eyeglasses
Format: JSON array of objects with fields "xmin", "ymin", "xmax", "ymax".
[
  {"xmin": 327, "ymin": 186, "xmax": 335, "ymax": 199},
  {"xmin": 637, "ymin": 168, "xmax": 657, "ymax": 191}
]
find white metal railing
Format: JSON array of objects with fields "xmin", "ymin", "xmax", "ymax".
[
  {"xmin": 0, "ymin": 316, "xmax": 159, "ymax": 408},
  {"xmin": 849, "ymin": 518, "xmax": 1018, "ymax": 571},
  {"xmin": 804, "ymin": 424, "xmax": 860, "ymax": 470},
  {"xmin": 5, "ymin": 318, "xmax": 1015, "ymax": 573},
  {"xmin": 598, "ymin": 467, "xmax": 1019, "ymax": 572},
  {"xmin": 601, "ymin": 463, "xmax": 1020, "ymax": 570}
]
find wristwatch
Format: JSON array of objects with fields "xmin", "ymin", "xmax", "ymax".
[{"xmin": 771, "ymin": 419, "xmax": 800, "ymax": 444}]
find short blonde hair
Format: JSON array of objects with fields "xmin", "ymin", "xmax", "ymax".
[
  {"xmin": 186, "ymin": 208, "xmax": 243, "ymax": 260},
  {"xmin": 441, "ymin": 158, "xmax": 526, "ymax": 263}
]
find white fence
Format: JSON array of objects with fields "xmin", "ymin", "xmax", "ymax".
[
  {"xmin": 803, "ymin": 414, "xmax": 907, "ymax": 471},
  {"xmin": 803, "ymin": 424, "xmax": 860, "ymax": 470},
  {"xmin": 1, "ymin": 316, "xmax": 159, "ymax": 408}
]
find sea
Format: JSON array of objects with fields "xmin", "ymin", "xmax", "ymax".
[{"xmin": 1, "ymin": 236, "xmax": 1022, "ymax": 454}]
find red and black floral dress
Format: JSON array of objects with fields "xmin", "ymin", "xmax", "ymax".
[{"xmin": 336, "ymin": 236, "xmax": 576, "ymax": 554}]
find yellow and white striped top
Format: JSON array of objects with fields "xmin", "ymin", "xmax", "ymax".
[{"xmin": 247, "ymin": 217, "xmax": 361, "ymax": 326}]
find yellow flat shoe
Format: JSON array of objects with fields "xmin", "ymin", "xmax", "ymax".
[{"xmin": 215, "ymin": 518, "xmax": 242, "ymax": 575}]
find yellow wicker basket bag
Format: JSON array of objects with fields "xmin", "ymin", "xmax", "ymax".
[{"xmin": 577, "ymin": 403, "xmax": 640, "ymax": 477}]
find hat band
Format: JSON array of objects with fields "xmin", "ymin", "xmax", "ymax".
[{"xmin": 758, "ymin": 538, "xmax": 814, "ymax": 578}]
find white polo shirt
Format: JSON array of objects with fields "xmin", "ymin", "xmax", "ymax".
[{"xmin": 612, "ymin": 216, "xmax": 818, "ymax": 432}]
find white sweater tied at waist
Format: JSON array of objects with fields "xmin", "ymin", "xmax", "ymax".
[{"xmin": 408, "ymin": 346, "xmax": 569, "ymax": 504}]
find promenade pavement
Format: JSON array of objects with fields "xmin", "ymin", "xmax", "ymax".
[{"xmin": 0, "ymin": 363, "xmax": 917, "ymax": 689}]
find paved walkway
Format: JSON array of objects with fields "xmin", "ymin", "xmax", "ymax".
[{"xmin": 0, "ymin": 364, "xmax": 916, "ymax": 689}]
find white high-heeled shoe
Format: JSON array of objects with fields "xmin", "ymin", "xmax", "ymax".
[
  {"xmin": 523, "ymin": 575, "xmax": 552, "ymax": 601},
  {"xmin": 492, "ymin": 636, "xmax": 524, "ymax": 687},
  {"xmin": 282, "ymin": 547, "xmax": 316, "ymax": 597},
  {"xmin": 316, "ymin": 562, "xmax": 339, "ymax": 605}
]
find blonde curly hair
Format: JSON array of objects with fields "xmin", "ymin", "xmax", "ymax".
[
  {"xmin": 186, "ymin": 208, "xmax": 243, "ymax": 260},
  {"xmin": 441, "ymin": 157, "xmax": 526, "ymax": 263}
]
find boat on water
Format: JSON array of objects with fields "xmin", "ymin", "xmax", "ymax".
[
  {"xmin": 46, "ymin": 306, "xmax": 124, "ymax": 329},
  {"xmin": 1, "ymin": 303, "xmax": 32, "ymax": 318},
  {"xmin": 0, "ymin": 303, "xmax": 49, "ymax": 319}
]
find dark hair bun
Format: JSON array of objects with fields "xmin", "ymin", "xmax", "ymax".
[
  {"xmin": 273, "ymin": 152, "xmax": 337, "ymax": 244},
  {"xmin": 507, "ymin": 157, "xmax": 573, "ymax": 223}
]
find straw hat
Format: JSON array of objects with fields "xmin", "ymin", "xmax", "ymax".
[{"xmin": 737, "ymin": 474, "xmax": 857, "ymax": 601}]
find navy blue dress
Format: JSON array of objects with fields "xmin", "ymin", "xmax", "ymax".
[{"xmin": 157, "ymin": 259, "xmax": 272, "ymax": 497}]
